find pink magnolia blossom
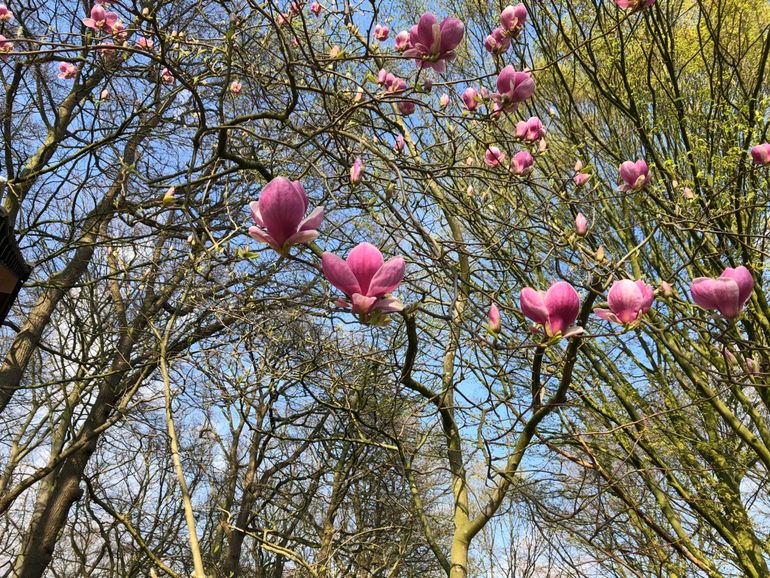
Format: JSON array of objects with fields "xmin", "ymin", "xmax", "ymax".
[
  {"xmin": 488, "ymin": 303, "xmax": 501, "ymax": 333},
  {"xmin": 515, "ymin": 116, "xmax": 545, "ymax": 142},
  {"xmin": 0, "ymin": 34, "xmax": 11, "ymax": 58},
  {"xmin": 160, "ymin": 67, "xmax": 175, "ymax": 84},
  {"xmin": 485, "ymin": 146, "xmax": 506, "ymax": 166},
  {"xmin": 83, "ymin": 4, "xmax": 118, "ymax": 31},
  {"xmin": 751, "ymin": 143, "xmax": 770, "ymax": 166},
  {"xmin": 322, "ymin": 243, "xmax": 406, "ymax": 315},
  {"xmin": 574, "ymin": 161, "xmax": 591, "ymax": 186},
  {"xmin": 395, "ymin": 135, "xmax": 405, "ymax": 152},
  {"xmin": 374, "ymin": 24, "xmax": 389, "ymax": 41},
  {"xmin": 377, "ymin": 70, "xmax": 406, "ymax": 93},
  {"xmin": 691, "ymin": 266, "xmax": 753, "ymax": 319},
  {"xmin": 248, "ymin": 177, "xmax": 324, "ymax": 253},
  {"xmin": 111, "ymin": 21, "xmax": 126, "ymax": 41},
  {"xmin": 397, "ymin": 100, "xmax": 416, "ymax": 115},
  {"xmin": 350, "ymin": 157, "xmax": 363, "ymax": 183},
  {"xmin": 511, "ymin": 150, "xmax": 534, "ymax": 175},
  {"xmin": 575, "ymin": 213, "xmax": 588, "ymax": 236},
  {"xmin": 0, "ymin": 4, "xmax": 13, "ymax": 22},
  {"xmin": 402, "ymin": 12, "xmax": 464, "ymax": 73},
  {"xmin": 58, "ymin": 62, "xmax": 78, "ymax": 80},
  {"xmin": 136, "ymin": 36, "xmax": 154, "ymax": 50},
  {"xmin": 310, "ymin": 1, "xmax": 322, "ymax": 14},
  {"xmin": 229, "ymin": 80, "xmax": 243, "ymax": 93},
  {"xmin": 595, "ymin": 279, "xmax": 655, "ymax": 326},
  {"xmin": 462, "ymin": 87, "xmax": 478, "ymax": 110},
  {"xmin": 100, "ymin": 88, "xmax": 110, "ymax": 100},
  {"xmin": 500, "ymin": 3, "xmax": 527, "ymax": 36},
  {"xmin": 484, "ymin": 27, "xmax": 510, "ymax": 54},
  {"xmin": 619, "ymin": 159, "xmax": 650, "ymax": 191},
  {"xmin": 493, "ymin": 66, "xmax": 535, "ymax": 113},
  {"xmin": 395, "ymin": 30, "xmax": 411, "ymax": 51},
  {"xmin": 439, "ymin": 93, "xmax": 450, "ymax": 108},
  {"xmin": 616, "ymin": 0, "xmax": 655, "ymax": 9},
  {"xmin": 520, "ymin": 281, "xmax": 581, "ymax": 338}
]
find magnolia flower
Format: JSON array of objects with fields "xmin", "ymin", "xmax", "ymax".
[
  {"xmin": 100, "ymin": 88, "xmax": 110, "ymax": 100},
  {"xmin": 229, "ymin": 80, "xmax": 243, "ymax": 93},
  {"xmin": 515, "ymin": 116, "xmax": 545, "ymax": 142},
  {"xmin": 310, "ymin": 1, "xmax": 322, "ymax": 14},
  {"xmin": 575, "ymin": 213, "xmax": 588, "ymax": 236},
  {"xmin": 751, "ymin": 143, "xmax": 770, "ymax": 166},
  {"xmin": 162, "ymin": 187, "xmax": 176, "ymax": 206},
  {"xmin": 484, "ymin": 28, "xmax": 510, "ymax": 54},
  {"xmin": 374, "ymin": 24, "xmax": 389, "ymax": 41},
  {"xmin": 488, "ymin": 303, "xmax": 501, "ymax": 333},
  {"xmin": 520, "ymin": 281, "xmax": 581, "ymax": 338},
  {"xmin": 350, "ymin": 157, "xmax": 363, "ymax": 183},
  {"xmin": 485, "ymin": 146, "xmax": 506, "ymax": 166},
  {"xmin": 394, "ymin": 30, "xmax": 411, "ymax": 51},
  {"xmin": 377, "ymin": 70, "xmax": 406, "ymax": 93},
  {"xmin": 574, "ymin": 161, "xmax": 590, "ymax": 186},
  {"xmin": 439, "ymin": 93, "xmax": 450, "ymax": 108},
  {"xmin": 0, "ymin": 34, "xmax": 11, "ymax": 57},
  {"xmin": 462, "ymin": 87, "xmax": 478, "ymax": 110},
  {"xmin": 616, "ymin": 0, "xmax": 655, "ymax": 9},
  {"xmin": 136, "ymin": 36, "xmax": 154, "ymax": 50},
  {"xmin": 58, "ymin": 62, "xmax": 78, "ymax": 80},
  {"xmin": 248, "ymin": 177, "xmax": 324, "ymax": 253},
  {"xmin": 322, "ymin": 243, "xmax": 406, "ymax": 315},
  {"xmin": 511, "ymin": 150, "xmax": 534, "ymax": 175},
  {"xmin": 493, "ymin": 66, "xmax": 535, "ymax": 113},
  {"xmin": 0, "ymin": 4, "xmax": 13, "ymax": 21},
  {"xmin": 83, "ymin": 4, "xmax": 118, "ymax": 31},
  {"xmin": 397, "ymin": 100, "xmax": 416, "ymax": 115},
  {"xmin": 395, "ymin": 135, "xmax": 405, "ymax": 152},
  {"xmin": 691, "ymin": 266, "xmax": 753, "ymax": 319},
  {"xmin": 595, "ymin": 279, "xmax": 655, "ymax": 326},
  {"xmin": 403, "ymin": 12, "xmax": 464, "ymax": 73},
  {"xmin": 159, "ymin": 67, "xmax": 175, "ymax": 84},
  {"xmin": 500, "ymin": 3, "xmax": 527, "ymax": 36},
  {"xmin": 619, "ymin": 159, "xmax": 650, "ymax": 191}
]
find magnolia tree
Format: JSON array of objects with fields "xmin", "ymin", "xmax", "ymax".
[{"xmin": 0, "ymin": 0, "xmax": 768, "ymax": 576}]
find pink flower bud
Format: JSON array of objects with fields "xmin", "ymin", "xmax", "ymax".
[
  {"xmin": 229, "ymin": 80, "xmax": 243, "ymax": 93},
  {"xmin": 395, "ymin": 135, "xmax": 405, "ymax": 152},
  {"xmin": 595, "ymin": 279, "xmax": 655, "ymax": 326},
  {"xmin": 395, "ymin": 30, "xmax": 410, "ymax": 51},
  {"xmin": 462, "ymin": 87, "xmax": 478, "ymax": 111},
  {"xmin": 0, "ymin": 4, "xmax": 13, "ymax": 21},
  {"xmin": 618, "ymin": 159, "xmax": 650, "ymax": 191},
  {"xmin": 310, "ymin": 1, "xmax": 322, "ymax": 14},
  {"xmin": 488, "ymin": 303, "xmax": 501, "ymax": 333},
  {"xmin": 439, "ymin": 93, "xmax": 450, "ymax": 108},
  {"xmin": 350, "ymin": 157, "xmax": 363, "ymax": 183},
  {"xmin": 575, "ymin": 213, "xmax": 588, "ymax": 236},
  {"xmin": 751, "ymin": 143, "xmax": 770, "ymax": 166},
  {"xmin": 397, "ymin": 100, "xmax": 416, "ymax": 115},
  {"xmin": 100, "ymin": 88, "xmax": 110, "ymax": 100},
  {"xmin": 484, "ymin": 146, "xmax": 506, "ymax": 166},
  {"xmin": 520, "ymin": 282, "xmax": 581, "ymax": 338},
  {"xmin": 159, "ymin": 67, "xmax": 175, "ymax": 84},
  {"xmin": 511, "ymin": 150, "xmax": 534, "ymax": 175},
  {"xmin": 374, "ymin": 24, "xmax": 389, "ymax": 41}
]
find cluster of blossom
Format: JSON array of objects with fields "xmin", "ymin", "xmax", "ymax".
[{"xmin": 485, "ymin": 4, "xmax": 527, "ymax": 55}]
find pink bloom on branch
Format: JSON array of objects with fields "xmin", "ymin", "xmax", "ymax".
[
  {"xmin": 58, "ymin": 62, "xmax": 78, "ymax": 80},
  {"xmin": 595, "ymin": 279, "xmax": 655, "ymax": 326},
  {"xmin": 515, "ymin": 116, "xmax": 545, "ymax": 142},
  {"xmin": 0, "ymin": 4, "xmax": 13, "ymax": 22},
  {"xmin": 500, "ymin": 3, "xmax": 527, "ymax": 36},
  {"xmin": 395, "ymin": 30, "xmax": 411, "ymax": 51},
  {"xmin": 350, "ymin": 157, "xmax": 363, "ymax": 183},
  {"xmin": 691, "ymin": 266, "xmax": 753, "ymax": 319},
  {"xmin": 136, "ymin": 36, "xmax": 154, "ymax": 50},
  {"xmin": 83, "ymin": 4, "xmax": 118, "ymax": 31},
  {"xmin": 439, "ymin": 93, "xmax": 450, "ymax": 108},
  {"xmin": 616, "ymin": 0, "xmax": 655, "ymax": 9},
  {"xmin": 484, "ymin": 146, "xmax": 505, "ymax": 166},
  {"xmin": 462, "ymin": 87, "xmax": 478, "ymax": 110},
  {"xmin": 100, "ymin": 88, "xmax": 110, "ymax": 100},
  {"xmin": 511, "ymin": 150, "xmax": 534, "ymax": 175},
  {"xmin": 229, "ymin": 80, "xmax": 243, "ymax": 93},
  {"xmin": 484, "ymin": 28, "xmax": 510, "ymax": 54},
  {"xmin": 402, "ymin": 12, "xmax": 464, "ymax": 73},
  {"xmin": 493, "ymin": 66, "xmax": 535, "ymax": 113},
  {"xmin": 397, "ymin": 100, "xmax": 416, "ymax": 115},
  {"xmin": 751, "ymin": 143, "xmax": 770, "ymax": 166},
  {"xmin": 310, "ymin": 1, "xmax": 322, "ymax": 14},
  {"xmin": 575, "ymin": 213, "xmax": 588, "ymax": 236},
  {"xmin": 619, "ymin": 159, "xmax": 650, "ymax": 191},
  {"xmin": 395, "ymin": 135, "xmax": 405, "ymax": 151},
  {"xmin": 520, "ymin": 281, "xmax": 581, "ymax": 338},
  {"xmin": 322, "ymin": 243, "xmax": 406, "ymax": 315},
  {"xmin": 0, "ymin": 35, "xmax": 12, "ymax": 57},
  {"xmin": 374, "ymin": 24, "xmax": 389, "ymax": 41},
  {"xmin": 248, "ymin": 177, "xmax": 324, "ymax": 253},
  {"xmin": 160, "ymin": 67, "xmax": 175, "ymax": 84},
  {"xmin": 488, "ymin": 303, "xmax": 501, "ymax": 333}
]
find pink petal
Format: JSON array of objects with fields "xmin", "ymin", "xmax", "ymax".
[
  {"xmin": 373, "ymin": 297, "xmax": 405, "ymax": 313},
  {"xmin": 720, "ymin": 266, "xmax": 753, "ymax": 306},
  {"xmin": 247, "ymin": 227, "xmax": 281, "ymax": 252},
  {"xmin": 249, "ymin": 200, "xmax": 264, "ymax": 226},
  {"xmin": 520, "ymin": 287, "xmax": 549, "ymax": 326},
  {"xmin": 284, "ymin": 230, "xmax": 319, "ymax": 246},
  {"xmin": 322, "ymin": 252, "xmax": 362, "ymax": 297},
  {"xmin": 351, "ymin": 293, "xmax": 378, "ymax": 314},
  {"xmin": 607, "ymin": 279, "xmax": 643, "ymax": 325},
  {"xmin": 544, "ymin": 282, "xmax": 580, "ymax": 336},
  {"xmin": 299, "ymin": 206, "xmax": 324, "ymax": 231},
  {"xmin": 594, "ymin": 308, "xmax": 621, "ymax": 325},
  {"xmin": 258, "ymin": 177, "xmax": 308, "ymax": 247},
  {"xmin": 346, "ymin": 242, "xmax": 384, "ymax": 295},
  {"xmin": 417, "ymin": 13, "xmax": 439, "ymax": 49},
  {"xmin": 367, "ymin": 257, "xmax": 405, "ymax": 297},
  {"xmin": 635, "ymin": 279, "xmax": 655, "ymax": 313},
  {"xmin": 691, "ymin": 277, "xmax": 741, "ymax": 318},
  {"xmin": 439, "ymin": 17, "xmax": 464, "ymax": 52}
]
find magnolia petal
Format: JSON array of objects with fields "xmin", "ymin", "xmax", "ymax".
[
  {"xmin": 322, "ymin": 252, "xmax": 362, "ymax": 297},
  {"xmin": 347, "ymin": 242, "xmax": 384, "ymax": 295},
  {"xmin": 520, "ymin": 288, "xmax": 549, "ymax": 326},
  {"xmin": 247, "ymin": 227, "xmax": 281, "ymax": 252},
  {"xmin": 367, "ymin": 257, "xmax": 405, "ymax": 297},
  {"xmin": 299, "ymin": 206, "xmax": 324, "ymax": 231},
  {"xmin": 249, "ymin": 200, "xmax": 264, "ymax": 227},
  {"xmin": 351, "ymin": 293, "xmax": 378, "ymax": 314},
  {"xmin": 544, "ymin": 282, "xmax": 580, "ymax": 336},
  {"xmin": 373, "ymin": 297, "xmax": 405, "ymax": 313},
  {"xmin": 721, "ymin": 266, "xmax": 753, "ymax": 306},
  {"xmin": 285, "ymin": 229, "xmax": 319, "ymax": 247}
]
